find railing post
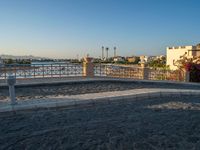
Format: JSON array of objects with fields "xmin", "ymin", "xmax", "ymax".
[
  {"xmin": 141, "ymin": 63, "xmax": 149, "ymax": 80},
  {"xmin": 75, "ymin": 65, "xmax": 77, "ymax": 76},
  {"xmin": 0, "ymin": 65, "xmax": 2, "ymax": 79},
  {"xmin": 33, "ymin": 64, "xmax": 36, "ymax": 78},
  {"xmin": 67, "ymin": 64, "xmax": 69, "ymax": 76},
  {"xmin": 184, "ymin": 69, "xmax": 190, "ymax": 82},
  {"xmin": 14, "ymin": 64, "xmax": 17, "ymax": 78},
  {"xmin": 51, "ymin": 64, "xmax": 53, "ymax": 77},
  {"xmin": 7, "ymin": 75, "xmax": 17, "ymax": 105},
  {"xmin": 83, "ymin": 57, "xmax": 94, "ymax": 77},
  {"xmin": 24, "ymin": 65, "xmax": 26, "ymax": 78},
  {"xmin": 100, "ymin": 63, "xmax": 102, "ymax": 76},
  {"xmin": 59, "ymin": 64, "xmax": 61, "ymax": 77},
  {"xmin": 4, "ymin": 67, "xmax": 7, "ymax": 79},
  {"xmin": 42, "ymin": 64, "xmax": 45, "ymax": 78}
]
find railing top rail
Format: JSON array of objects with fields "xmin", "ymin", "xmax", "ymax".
[{"xmin": 0, "ymin": 63, "xmax": 82, "ymax": 67}]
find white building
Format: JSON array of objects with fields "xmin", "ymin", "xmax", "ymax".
[
  {"xmin": 139, "ymin": 56, "xmax": 149, "ymax": 63},
  {"xmin": 139, "ymin": 55, "xmax": 157, "ymax": 64},
  {"xmin": 167, "ymin": 44, "xmax": 200, "ymax": 70},
  {"xmin": 156, "ymin": 55, "xmax": 166, "ymax": 60},
  {"xmin": 113, "ymin": 56, "xmax": 125, "ymax": 62}
]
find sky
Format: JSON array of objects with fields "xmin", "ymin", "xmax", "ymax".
[{"xmin": 0, "ymin": 0, "xmax": 200, "ymax": 59}]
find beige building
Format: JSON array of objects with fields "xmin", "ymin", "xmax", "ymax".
[
  {"xmin": 126, "ymin": 56, "xmax": 139, "ymax": 63},
  {"xmin": 167, "ymin": 43, "xmax": 200, "ymax": 70}
]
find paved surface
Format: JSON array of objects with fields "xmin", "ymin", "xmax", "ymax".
[
  {"xmin": 1, "ymin": 95, "xmax": 200, "ymax": 150},
  {"xmin": 1, "ymin": 77, "xmax": 200, "ymax": 101},
  {"xmin": 1, "ymin": 76, "xmax": 200, "ymax": 87},
  {"xmin": 1, "ymin": 78, "xmax": 200, "ymax": 149},
  {"xmin": 1, "ymin": 88, "xmax": 200, "ymax": 113}
]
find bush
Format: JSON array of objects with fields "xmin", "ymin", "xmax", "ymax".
[{"xmin": 188, "ymin": 64, "xmax": 200, "ymax": 82}]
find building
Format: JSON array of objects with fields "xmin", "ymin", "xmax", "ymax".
[
  {"xmin": 156, "ymin": 55, "xmax": 166, "ymax": 60},
  {"xmin": 126, "ymin": 56, "xmax": 139, "ymax": 63},
  {"xmin": 113, "ymin": 56, "xmax": 125, "ymax": 62},
  {"xmin": 139, "ymin": 56, "xmax": 148, "ymax": 64},
  {"xmin": 139, "ymin": 55, "xmax": 156, "ymax": 63},
  {"xmin": 167, "ymin": 43, "xmax": 200, "ymax": 70}
]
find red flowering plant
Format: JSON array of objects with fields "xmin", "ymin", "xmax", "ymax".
[
  {"xmin": 174, "ymin": 54, "xmax": 193, "ymax": 70},
  {"xmin": 184, "ymin": 62, "xmax": 193, "ymax": 71},
  {"xmin": 189, "ymin": 63, "xmax": 200, "ymax": 82},
  {"xmin": 174, "ymin": 54, "xmax": 200, "ymax": 82}
]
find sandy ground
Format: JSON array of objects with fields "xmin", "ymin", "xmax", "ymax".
[
  {"xmin": 1, "ymin": 95, "xmax": 200, "ymax": 150},
  {"xmin": 0, "ymin": 81, "xmax": 199, "ymax": 101}
]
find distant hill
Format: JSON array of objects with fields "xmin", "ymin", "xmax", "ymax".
[{"xmin": 0, "ymin": 54, "xmax": 49, "ymax": 60}]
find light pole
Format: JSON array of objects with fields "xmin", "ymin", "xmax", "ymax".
[
  {"xmin": 106, "ymin": 47, "xmax": 109, "ymax": 60},
  {"xmin": 114, "ymin": 47, "xmax": 117, "ymax": 57},
  {"xmin": 102, "ymin": 46, "xmax": 104, "ymax": 60}
]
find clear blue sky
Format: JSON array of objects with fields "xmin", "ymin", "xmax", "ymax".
[{"xmin": 0, "ymin": 0, "xmax": 200, "ymax": 58}]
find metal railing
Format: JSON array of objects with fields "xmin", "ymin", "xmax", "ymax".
[
  {"xmin": 94, "ymin": 64, "xmax": 185, "ymax": 81},
  {"xmin": 148, "ymin": 68, "xmax": 184, "ymax": 81},
  {"xmin": 94, "ymin": 64, "xmax": 143, "ymax": 79},
  {"xmin": 0, "ymin": 63, "xmax": 83, "ymax": 79},
  {"xmin": 0, "ymin": 63, "xmax": 185, "ymax": 82}
]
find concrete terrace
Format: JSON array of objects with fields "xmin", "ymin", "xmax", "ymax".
[
  {"xmin": 0, "ymin": 77, "xmax": 200, "ymax": 113},
  {"xmin": 1, "ymin": 77, "xmax": 200, "ymax": 149}
]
